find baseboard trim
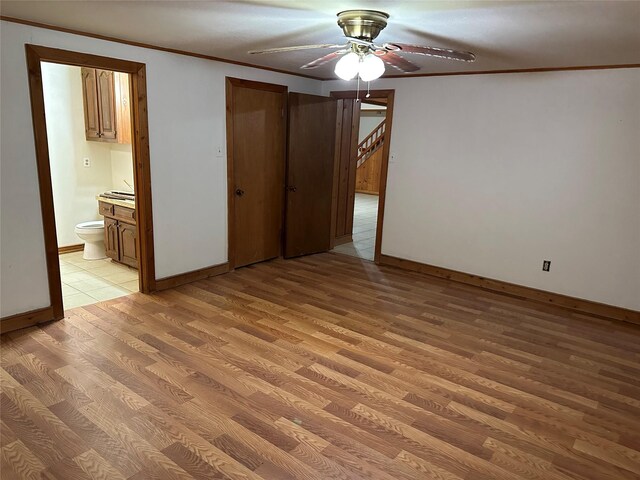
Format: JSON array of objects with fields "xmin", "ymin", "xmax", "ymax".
[
  {"xmin": 379, "ymin": 254, "xmax": 640, "ymax": 325},
  {"xmin": 0, "ymin": 306, "xmax": 57, "ymax": 334},
  {"xmin": 334, "ymin": 234, "xmax": 353, "ymax": 246},
  {"xmin": 58, "ymin": 243, "xmax": 84, "ymax": 254},
  {"xmin": 155, "ymin": 262, "xmax": 230, "ymax": 291}
]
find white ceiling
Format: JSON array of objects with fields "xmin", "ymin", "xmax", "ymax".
[{"xmin": 2, "ymin": 1, "xmax": 639, "ymax": 80}]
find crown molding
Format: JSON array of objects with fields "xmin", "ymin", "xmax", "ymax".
[
  {"xmin": 381, "ymin": 63, "xmax": 640, "ymax": 79},
  {"xmin": 0, "ymin": 16, "xmax": 324, "ymax": 81},
  {"xmin": 2, "ymin": 16, "xmax": 639, "ymax": 82}
]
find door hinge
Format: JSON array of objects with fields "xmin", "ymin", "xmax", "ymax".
[{"xmin": 281, "ymin": 108, "xmax": 284, "ymax": 118}]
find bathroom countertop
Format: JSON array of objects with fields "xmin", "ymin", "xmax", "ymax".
[{"xmin": 96, "ymin": 196, "xmax": 136, "ymax": 209}]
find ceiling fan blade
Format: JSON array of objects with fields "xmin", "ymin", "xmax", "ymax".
[
  {"xmin": 301, "ymin": 50, "xmax": 349, "ymax": 69},
  {"xmin": 248, "ymin": 44, "xmax": 345, "ymax": 55},
  {"xmin": 376, "ymin": 51, "xmax": 420, "ymax": 73},
  {"xmin": 384, "ymin": 43, "xmax": 476, "ymax": 62}
]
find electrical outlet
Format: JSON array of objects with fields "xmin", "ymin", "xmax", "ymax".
[
  {"xmin": 83, "ymin": 157, "xmax": 90, "ymax": 167},
  {"xmin": 542, "ymin": 260, "xmax": 551, "ymax": 272}
]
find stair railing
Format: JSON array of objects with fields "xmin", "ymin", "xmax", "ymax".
[{"xmin": 357, "ymin": 119, "xmax": 386, "ymax": 167}]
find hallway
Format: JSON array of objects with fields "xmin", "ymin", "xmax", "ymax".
[{"xmin": 332, "ymin": 193, "xmax": 378, "ymax": 261}]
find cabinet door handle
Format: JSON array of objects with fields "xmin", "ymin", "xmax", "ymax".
[{"xmin": 235, "ymin": 188, "xmax": 245, "ymax": 197}]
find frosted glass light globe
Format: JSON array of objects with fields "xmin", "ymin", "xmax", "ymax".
[
  {"xmin": 334, "ymin": 52, "xmax": 360, "ymax": 80},
  {"xmin": 358, "ymin": 53, "xmax": 385, "ymax": 81}
]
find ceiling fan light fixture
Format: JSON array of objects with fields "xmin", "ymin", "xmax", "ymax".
[
  {"xmin": 336, "ymin": 10, "xmax": 389, "ymax": 41},
  {"xmin": 334, "ymin": 52, "xmax": 360, "ymax": 80},
  {"xmin": 358, "ymin": 53, "xmax": 385, "ymax": 81},
  {"xmin": 250, "ymin": 9, "xmax": 475, "ymax": 77}
]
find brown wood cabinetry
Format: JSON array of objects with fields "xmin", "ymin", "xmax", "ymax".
[
  {"xmin": 104, "ymin": 217, "xmax": 119, "ymax": 261},
  {"xmin": 81, "ymin": 68, "xmax": 130, "ymax": 144},
  {"xmin": 99, "ymin": 201, "xmax": 137, "ymax": 269},
  {"xmin": 81, "ymin": 68, "xmax": 100, "ymax": 140},
  {"xmin": 114, "ymin": 72, "xmax": 132, "ymax": 145},
  {"xmin": 118, "ymin": 223, "xmax": 138, "ymax": 268}
]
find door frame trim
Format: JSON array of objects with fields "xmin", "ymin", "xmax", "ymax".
[
  {"xmin": 330, "ymin": 89, "xmax": 395, "ymax": 264},
  {"xmin": 225, "ymin": 77, "xmax": 288, "ymax": 270},
  {"xmin": 11, "ymin": 44, "xmax": 156, "ymax": 329}
]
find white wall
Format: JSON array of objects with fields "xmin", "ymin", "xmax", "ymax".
[
  {"xmin": 359, "ymin": 112, "xmax": 386, "ymax": 143},
  {"xmin": 359, "ymin": 102, "xmax": 386, "ymax": 142},
  {"xmin": 110, "ymin": 145, "xmax": 135, "ymax": 192},
  {"xmin": 325, "ymin": 68, "xmax": 640, "ymax": 311},
  {"xmin": 4, "ymin": 20, "xmax": 637, "ymax": 317},
  {"xmin": 43, "ymin": 62, "xmax": 114, "ymax": 247},
  {"xmin": 0, "ymin": 20, "xmax": 321, "ymax": 317}
]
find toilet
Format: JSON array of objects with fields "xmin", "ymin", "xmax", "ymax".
[{"xmin": 74, "ymin": 220, "xmax": 106, "ymax": 260}]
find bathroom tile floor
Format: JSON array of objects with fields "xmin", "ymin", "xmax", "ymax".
[
  {"xmin": 59, "ymin": 251, "xmax": 139, "ymax": 310},
  {"xmin": 332, "ymin": 193, "xmax": 378, "ymax": 261}
]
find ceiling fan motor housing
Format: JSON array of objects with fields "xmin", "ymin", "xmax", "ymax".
[{"xmin": 337, "ymin": 10, "xmax": 389, "ymax": 41}]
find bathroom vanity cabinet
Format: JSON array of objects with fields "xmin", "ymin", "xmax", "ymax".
[
  {"xmin": 99, "ymin": 200, "xmax": 138, "ymax": 269},
  {"xmin": 81, "ymin": 68, "xmax": 131, "ymax": 144}
]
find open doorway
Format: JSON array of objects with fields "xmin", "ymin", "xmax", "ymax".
[
  {"xmin": 14, "ymin": 45, "xmax": 155, "ymax": 332},
  {"xmin": 41, "ymin": 62, "xmax": 139, "ymax": 309},
  {"xmin": 333, "ymin": 99, "xmax": 386, "ymax": 261},
  {"xmin": 330, "ymin": 90, "xmax": 394, "ymax": 263}
]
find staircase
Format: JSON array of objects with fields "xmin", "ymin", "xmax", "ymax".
[
  {"xmin": 357, "ymin": 119, "xmax": 385, "ymax": 167},
  {"xmin": 355, "ymin": 120, "xmax": 385, "ymax": 194}
]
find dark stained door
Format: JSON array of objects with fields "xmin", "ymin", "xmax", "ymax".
[
  {"xmin": 230, "ymin": 80, "xmax": 287, "ymax": 268},
  {"xmin": 284, "ymin": 93, "xmax": 337, "ymax": 258},
  {"xmin": 333, "ymin": 98, "xmax": 361, "ymax": 244}
]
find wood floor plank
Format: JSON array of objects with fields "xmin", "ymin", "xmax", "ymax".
[{"xmin": 2, "ymin": 252, "xmax": 639, "ymax": 479}]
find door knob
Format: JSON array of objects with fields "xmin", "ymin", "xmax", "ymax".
[
  {"xmin": 287, "ymin": 186, "xmax": 297, "ymax": 192},
  {"xmin": 235, "ymin": 188, "xmax": 245, "ymax": 197}
]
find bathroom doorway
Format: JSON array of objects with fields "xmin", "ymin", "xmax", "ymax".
[
  {"xmin": 42, "ymin": 61, "xmax": 140, "ymax": 309},
  {"xmin": 21, "ymin": 45, "xmax": 155, "ymax": 329}
]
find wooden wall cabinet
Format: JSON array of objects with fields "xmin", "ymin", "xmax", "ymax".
[
  {"xmin": 99, "ymin": 201, "xmax": 138, "ymax": 268},
  {"xmin": 81, "ymin": 68, "xmax": 130, "ymax": 144}
]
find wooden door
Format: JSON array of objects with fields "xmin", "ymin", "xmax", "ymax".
[
  {"xmin": 118, "ymin": 222, "xmax": 138, "ymax": 268},
  {"xmin": 104, "ymin": 217, "xmax": 119, "ymax": 260},
  {"xmin": 96, "ymin": 69, "xmax": 117, "ymax": 141},
  {"xmin": 81, "ymin": 68, "xmax": 100, "ymax": 140},
  {"xmin": 228, "ymin": 79, "xmax": 287, "ymax": 268},
  {"xmin": 284, "ymin": 93, "xmax": 337, "ymax": 258},
  {"xmin": 333, "ymin": 98, "xmax": 361, "ymax": 244}
]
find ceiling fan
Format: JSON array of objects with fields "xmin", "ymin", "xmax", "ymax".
[{"xmin": 248, "ymin": 10, "xmax": 476, "ymax": 81}]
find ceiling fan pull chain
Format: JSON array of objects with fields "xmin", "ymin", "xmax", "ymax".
[
  {"xmin": 366, "ymin": 81, "xmax": 371, "ymax": 98},
  {"xmin": 356, "ymin": 75, "xmax": 360, "ymax": 102}
]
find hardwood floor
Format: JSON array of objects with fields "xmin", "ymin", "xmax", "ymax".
[{"xmin": 2, "ymin": 252, "xmax": 640, "ymax": 479}]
